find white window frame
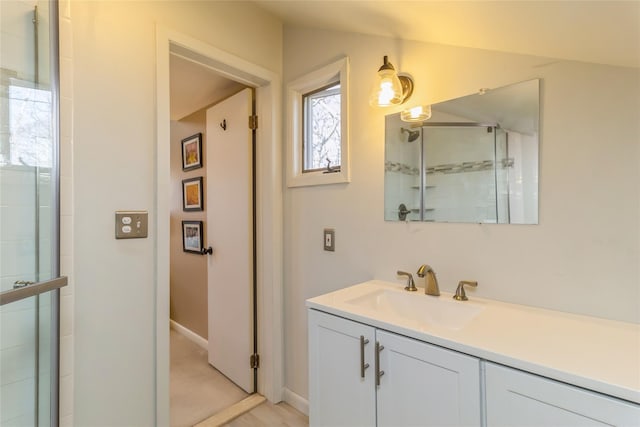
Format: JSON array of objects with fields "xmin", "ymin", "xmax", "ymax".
[{"xmin": 286, "ymin": 57, "xmax": 350, "ymax": 187}]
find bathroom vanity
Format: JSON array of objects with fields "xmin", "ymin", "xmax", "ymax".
[{"xmin": 307, "ymin": 281, "xmax": 639, "ymax": 426}]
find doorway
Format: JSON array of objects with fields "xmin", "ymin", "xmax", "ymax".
[
  {"xmin": 155, "ymin": 28, "xmax": 284, "ymax": 426},
  {"xmin": 168, "ymin": 62, "xmax": 254, "ymax": 424}
]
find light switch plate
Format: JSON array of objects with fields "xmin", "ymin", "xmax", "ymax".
[
  {"xmin": 115, "ymin": 211, "xmax": 148, "ymax": 239},
  {"xmin": 324, "ymin": 228, "xmax": 335, "ymax": 251}
]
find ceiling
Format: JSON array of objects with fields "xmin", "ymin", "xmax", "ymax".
[
  {"xmin": 170, "ymin": 1, "xmax": 639, "ymax": 120},
  {"xmin": 170, "ymin": 54, "xmax": 245, "ymax": 120},
  {"xmin": 255, "ymin": 0, "xmax": 640, "ymax": 68}
]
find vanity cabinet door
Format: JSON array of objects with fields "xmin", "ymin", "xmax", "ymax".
[
  {"xmin": 376, "ymin": 330, "xmax": 481, "ymax": 427},
  {"xmin": 308, "ymin": 310, "xmax": 376, "ymax": 427},
  {"xmin": 485, "ymin": 362, "xmax": 640, "ymax": 426}
]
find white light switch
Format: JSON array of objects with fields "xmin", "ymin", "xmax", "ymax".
[{"xmin": 115, "ymin": 211, "xmax": 148, "ymax": 239}]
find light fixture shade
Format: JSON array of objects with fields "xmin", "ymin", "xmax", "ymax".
[
  {"xmin": 401, "ymin": 105, "xmax": 432, "ymax": 122},
  {"xmin": 369, "ymin": 68, "xmax": 404, "ymax": 107},
  {"xmin": 369, "ymin": 56, "xmax": 412, "ymax": 107}
]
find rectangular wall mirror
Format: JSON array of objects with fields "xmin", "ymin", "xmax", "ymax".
[{"xmin": 384, "ymin": 79, "xmax": 539, "ymax": 224}]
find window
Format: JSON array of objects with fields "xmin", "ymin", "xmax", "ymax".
[
  {"xmin": 303, "ymin": 83, "xmax": 341, "ymax": 173},
  {"xmin": 1, "ymin": 78, "xmax": 53, "ymax": 167},
  {"xmin": 287, "ymin": 57, "xmax": 349, "ymax": 187}
]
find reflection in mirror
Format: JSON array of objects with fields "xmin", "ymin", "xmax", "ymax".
[{"xmin": 385, "ymin": 79, "xmax": 539, "ymax": 224}]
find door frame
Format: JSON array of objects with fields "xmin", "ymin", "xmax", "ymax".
[{"xmin": 155, "ymin": 26, "xmax": 284, "ymax": 426}]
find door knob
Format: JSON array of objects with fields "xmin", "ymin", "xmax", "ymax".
[{"xmin": 201, "ymin": 246, "xmax": 213, "ymax": 255}]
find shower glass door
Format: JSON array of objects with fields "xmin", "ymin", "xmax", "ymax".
[{"xmin": 1, "ymin": 1, "xmax": 62, "ymax": 426}]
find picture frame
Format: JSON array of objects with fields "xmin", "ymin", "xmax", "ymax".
[
  {"xmin": 181, "ymin": 133, "xmax": 203, "ymax": 171},
  {"xmin": 182, "ymin": 177, "xmax": 203, "ymax": 211},
  {"xmin": 182, "ymin": 221, "xmax": 203, "ymax": 254}
]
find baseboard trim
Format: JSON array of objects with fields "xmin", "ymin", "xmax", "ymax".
[
  {"xmin": 283, "ymin": 387, "xmax": 309, "ymax": 416},
  {"xmin": 170, "ymin": 319, "xmax": 208, "ymax": 350},
  {"xmin": 194, "ymin": 394, "xmax": 266, "ymax": 427}
]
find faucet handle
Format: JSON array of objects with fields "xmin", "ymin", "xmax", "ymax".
[
  {"xmin": 397, "ymin": 270, "xmax": 417, "ymax": 292},
  {"xmin": 453, "ymin": 280, "xmax": 478, "ymax": 301}
]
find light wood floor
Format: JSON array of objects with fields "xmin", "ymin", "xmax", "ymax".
[
  {"xmin": 170, "ymin": 329, "xmax": 248, "ymax": 427},
  {"xmin": 224, "ymin": 400, "xmax": 308, "ymax": 427},
  {"xmin": 171, "ymin": 328, "xmax": 309, "ymax": 427}
]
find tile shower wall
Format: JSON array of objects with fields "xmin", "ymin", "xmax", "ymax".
[
  {"xmin": 384, "ymin": 115, "xmax": 420, "ymax": 221},
  {"xmin": 0, "ymin": 0, "xmax": 55, "ymax": 423},
  {"xmin": 423, "ymin": 126, "xmax": 498, "ymax": 223},
  {"xmin": 0, "ymin": 167, "xmax": 39, "ymax": 425},
  {"xmin": 1, "ymin": 2, "xmax": 76, "ymax": 424}
]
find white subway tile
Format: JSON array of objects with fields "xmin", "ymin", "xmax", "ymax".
[
  {"xmin": 0, "ymin": 377, "xmax": 36, "ymax": 422},
  {"xmin": 0, "ymin": 206, "xmax": 36, "ymax": 241},
  {"xmin": 60, "ymin": 335, "xmax": 73, "ymax": 377},
  {"xmin": 59, "ymin": 57, "xmax": 73, "ymax": 98},
  {"xmin": 60, "ymin": 96, "xmax": 73, "ymax": 140},
  {"xmin": 60, "ymin": 135, "xmax": 73, "ymax": 179},
  {"xmin": 0, "ymin": 344, "xmax": 36, "ymax": 386},
  {"xmin": 59, "ymin": 374, "xmax": 73, "ymax": 418},
  {"xmin": 60, "ymin": 414, "xmax": 73, "ymax": 427},
  {"xmin": 60, "ymin": 176, "xmax": 72, "ymax": 216},
  {"xmin": 60, "ymin": 214, "xmax": 73, "ymax": 257},
  {"xmin": 59, "ymin": 0, "xmax": 72, "ymax": 20},
  {"xmin": 59, "ymin": 17, "xmax": 73, "ymax": 59},
  {"xmin": 60, "ymin": 293, "xmax": 73, "ymax": 337},
  {"xmin": 0, "ymin": 306, "xmax": 36, "ymax": 349}
]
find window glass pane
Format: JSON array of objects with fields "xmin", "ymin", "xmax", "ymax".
[
  {"xmin": 2, "ymin": 82, "xmax": 53, "ymax": 167},
  {"xmin": 303, "ymin": 84, "xmax": 341, "ymax": 172}
]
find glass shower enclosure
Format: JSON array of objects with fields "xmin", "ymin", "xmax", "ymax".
[{"xmin": 0, "ymin": 1, "xmax": 66, "ymax": 426}]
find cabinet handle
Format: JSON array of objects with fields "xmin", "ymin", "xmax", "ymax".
[
  {"xmin": 360, "ymin": 335, "xmax": 370, "ymax": 378},
  {"xmin": 375, "ymin": 342, "xmax": 385, "ymax": 386}
]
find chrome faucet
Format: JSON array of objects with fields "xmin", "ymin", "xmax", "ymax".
[{"xmin": 417, "ymin": 264, "xmax": 440, "ymax": 296}]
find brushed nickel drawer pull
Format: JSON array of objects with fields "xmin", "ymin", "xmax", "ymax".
[
  {"xmin": 375, "ymin": 342, "xmax": 385, "ymax": 386},
  {"xmin": 360, "ymin": 335, "xmax": 370, "ymax": 378}
]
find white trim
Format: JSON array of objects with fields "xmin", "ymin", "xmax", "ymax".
[
  {"xmin": 155, "ymin": 26, "xmax": 284, "ymax": 426},
  {"xmin": 169, "ymin": 319, "xmax": 208, "ymax": 350},
  {"xmin": 286, "ymin": 57, "xmax": 350, "ymax": 187},
  {"xmin": 283, "ymin": 387, "xmax": 309, "ymax": 416}
]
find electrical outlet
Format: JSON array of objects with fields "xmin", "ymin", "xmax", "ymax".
[
  {"xmin": 115, "ymin": 211, "xmax": 148, "ymax": 239},
  {"xmin": 324, "ymin": 228, "xmax": 335, "ymax": 251}
]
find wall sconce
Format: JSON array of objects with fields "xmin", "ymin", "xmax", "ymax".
[
  {"xmin": 369, "ymin": 56, "xmax": 414, "ymax": 107},
  {"xmin": 401, "ymin": 105, "xmax": 431, "ymax": 122}
]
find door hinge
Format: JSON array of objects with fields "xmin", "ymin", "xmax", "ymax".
[
  {"xmin": 248, "ymin": 115, "xmax": 258, "ymax": 130},
  {"xmin": 250, "ymin": 353, "xmax": 260, "ymax": 369}
]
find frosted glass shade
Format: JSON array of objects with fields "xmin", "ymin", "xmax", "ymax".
[{"xmin": 401, "ymin": 105, "xmax": 432, "ymax": 122}]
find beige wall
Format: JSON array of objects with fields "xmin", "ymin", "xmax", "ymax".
[
  {"xmin": 70, "ymin": 1, "xmax": 282, "ymax": 424},
  {"xmin": 170, "ymin": 110, "xmax": 207, "ymax": 338},
  {"xmin": 282, "ymin": 25, "xmax": 639, "ymax": 401}
]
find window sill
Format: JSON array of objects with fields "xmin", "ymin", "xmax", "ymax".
[{"xmin": 287, "ymin": 168, "xmax": 350, "ymax": 188}]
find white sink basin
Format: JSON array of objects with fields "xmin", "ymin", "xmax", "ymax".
[{"xmin": 346, "ymin": 289, "xmax": 484, "ymax": 330}]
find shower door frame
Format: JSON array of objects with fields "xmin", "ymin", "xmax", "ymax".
[
  {"xmin": 419, "ymin": 122, "xmax": 502, "ymax": 223},
  {"xmin": 0, "ymin": 0, "xmax": 64, "ymax": 425}
]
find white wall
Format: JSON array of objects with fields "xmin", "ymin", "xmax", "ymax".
[
  {"xmin": 69, "ymin": 1, "xmax": 281, "ymax": 424},
  {"xmin": 283, "ymin": 26, "xmax": 639, "ymax": 401}
]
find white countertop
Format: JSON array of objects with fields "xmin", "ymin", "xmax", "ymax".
[{"xmin": 306, "ymin": 280, "xmax": 640, "ymax": 404}]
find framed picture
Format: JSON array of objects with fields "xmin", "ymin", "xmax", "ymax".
[
  {"xmin": 182, "ymin": 177, "xmax": 203, "ymax": 211},
  {"xmin": 182, "ymin": 221, "xmax": 203, "ymax": 254},
  {"xmin": 181, "ymin": 133, "xmax": 202, "ymax": 171}
]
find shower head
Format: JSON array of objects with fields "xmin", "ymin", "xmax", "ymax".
[{"xmin": 401, "ymin": 127, "xmax": 420, "ymax": 142}]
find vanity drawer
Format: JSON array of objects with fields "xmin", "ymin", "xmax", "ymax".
[{"xmin": 484, "ymin": 362, "xmax": 640, "ymax": 426}]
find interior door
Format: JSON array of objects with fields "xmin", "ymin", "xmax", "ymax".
[{"xmin": 206, "ymin": 88, "xmax": 254, "ymax": 393}]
